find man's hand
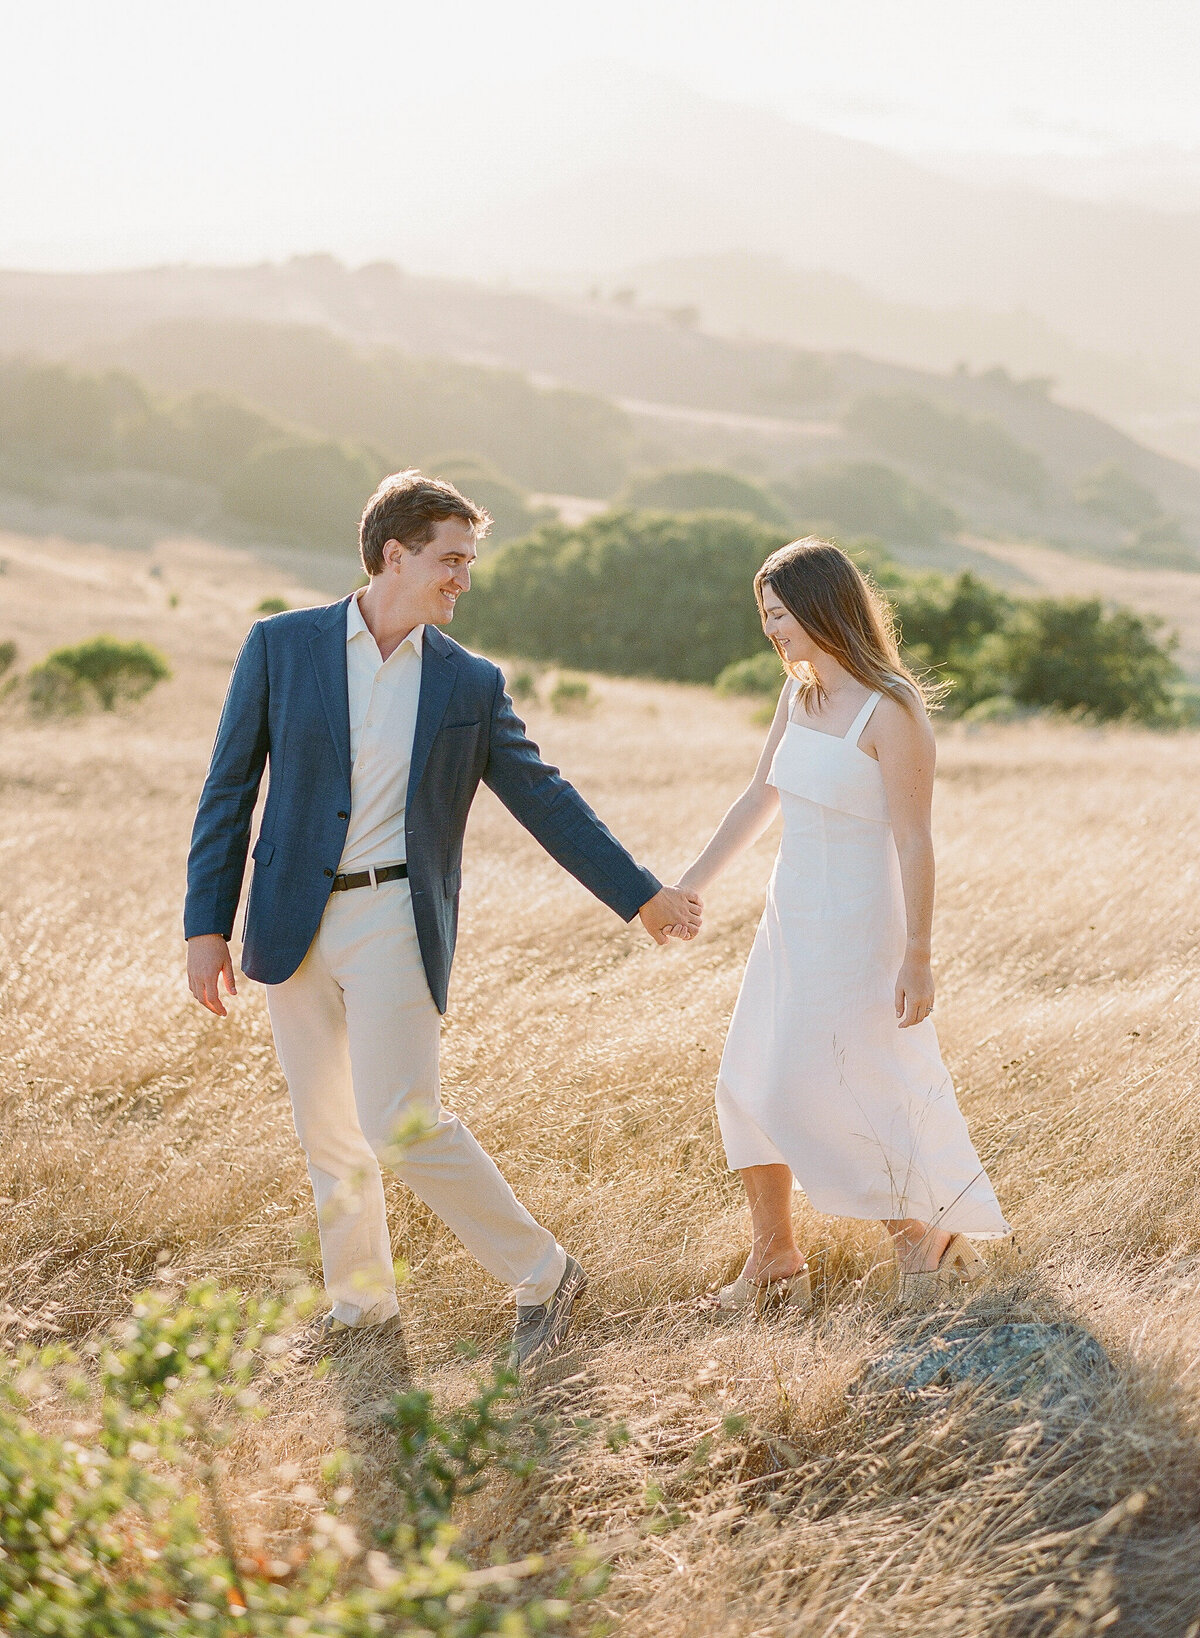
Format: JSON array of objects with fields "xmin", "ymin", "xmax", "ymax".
[
  {"xmin": 187, "ymin": 934, "xmax": 237, "ymax": 1017},
  {"xmin": 638, "ymin": 885, "xmax": 703, "ymax": 946}
]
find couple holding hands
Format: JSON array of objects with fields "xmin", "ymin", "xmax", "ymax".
[{"xmin": 185, "ymin": 471, "xmax": 1007, "ymax": 1372}]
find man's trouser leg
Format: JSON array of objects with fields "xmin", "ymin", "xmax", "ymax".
[{"xmin": 266, "ymin": 878, "xmax": 565, "ymax": 1325}]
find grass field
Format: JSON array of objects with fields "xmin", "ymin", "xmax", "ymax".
[{"xmin": 3, "ymin": 527, "xmax": 1200, "ymax": 1634}]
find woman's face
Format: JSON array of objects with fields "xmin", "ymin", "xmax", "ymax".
[{"xmin": 760, "ymin": 582, "xmax": 819, "ymax": 666}]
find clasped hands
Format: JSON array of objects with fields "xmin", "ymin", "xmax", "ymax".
[{"xmin": 638, "ymin": 884, "xmax": 704, "ymax": 947}]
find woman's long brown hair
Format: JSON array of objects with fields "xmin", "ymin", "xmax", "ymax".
[{"xmin": 754, "ymin": 536, "xmax": 936, "ymax": 715}]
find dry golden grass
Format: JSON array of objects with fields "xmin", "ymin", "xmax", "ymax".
[{"xmin": 4, "ymin": 527, "xmax": 1200, "ymax": 1634}]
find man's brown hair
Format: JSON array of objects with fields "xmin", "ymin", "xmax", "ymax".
[{"xmin": 359, "ymin": 470, "xmax": 492, "ymax": 575}]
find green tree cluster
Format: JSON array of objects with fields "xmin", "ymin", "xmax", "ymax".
[
  {"xmin": 457, "ymin": 509, "xmax": 1183, "ymax": 723},
  {"xmin": 0, "ymin": 357, "xmax": 559, "ymax": 553},
  {"xmin": 222, "ymin": 437, "xmax": 387, "ymax": 551},
  {"xmin": 845, "ymin": 393, "xmax": 1049, "ymax": 501},
  {"xmin": 453, "ymin": 510, "xmax": 789, "ymax": 683},
  {"xmin": 111, "ymin": 319, "xmax": 634, "ymax": 496}
]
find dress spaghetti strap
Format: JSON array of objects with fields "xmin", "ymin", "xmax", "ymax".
[{"xmin": 845, "ymin": 689, "xmax": 883, "ymax": 742}]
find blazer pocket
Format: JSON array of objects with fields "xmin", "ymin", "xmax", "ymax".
[
  {"xmin": 251, "ymin": 837, "xmax": 275, "ymax": 866},
  {"xmin": 440, "ymin": 719, "xmax": 482, "ymax": 732},
  {"xmin": 443, "ymin": 867, "xmax": 462, "ymax": 898}
]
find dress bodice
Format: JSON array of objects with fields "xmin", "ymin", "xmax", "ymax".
[{"xmin": 767, "ymin": 686, "xmax": 890, "ymax": 824}]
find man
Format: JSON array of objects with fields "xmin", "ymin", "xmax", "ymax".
[{"xmin": 185, "ymin": 470, "xmax": 701, "ymax": 1369}]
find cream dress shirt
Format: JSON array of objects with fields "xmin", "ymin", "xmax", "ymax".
[{"xmin": 338, "ymin": 592, "xmax": 424, "ymax": 872}]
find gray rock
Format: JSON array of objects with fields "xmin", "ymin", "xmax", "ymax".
[{"xmin": 858, "ymin": 1320, "xmax": 1114, "ymax": 1408}]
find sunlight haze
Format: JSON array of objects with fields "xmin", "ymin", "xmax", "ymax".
[{"xmin": 4, "ymin": 0, "xmax": 1200, "ymax": 268}]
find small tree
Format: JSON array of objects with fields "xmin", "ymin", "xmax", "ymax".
[{"xmin": 27, "ymin": 636, "xmax": 171, "ymax": 714}]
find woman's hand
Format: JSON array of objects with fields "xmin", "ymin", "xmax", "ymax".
[
  {"xmin": 895, "ymin": 953, "xmax": 934, "ymax": 1028},
  {"xmin": 658, "ymin": 880, "xmax": 704, "ymax": 941}
]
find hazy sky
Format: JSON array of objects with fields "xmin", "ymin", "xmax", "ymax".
[{"xmin": 4, "ymin": 0, "xmax": 1200, "ymax": 267}]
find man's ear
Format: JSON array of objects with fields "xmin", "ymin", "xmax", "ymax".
[{"xmin": 382, "ymin": 538, "xmax": 407, "ymax": 572}]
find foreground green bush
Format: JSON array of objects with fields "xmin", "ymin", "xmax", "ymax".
[
  {"xmin": 0, "ymin": 1281, "xmax": 593, "ymax": 1636},
  {"xmin": 27, "ymin": 636, "xmax": 171, "ymax": 715}
]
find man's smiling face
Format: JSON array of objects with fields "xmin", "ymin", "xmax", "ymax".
[{"xmin": 382, "ymin": 516, "xmax": 478, "ymax": 626}]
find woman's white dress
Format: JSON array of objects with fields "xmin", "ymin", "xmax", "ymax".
[{"xmin": 715, "ymin": 686, "xmax": 1009, "ymax": 1237}]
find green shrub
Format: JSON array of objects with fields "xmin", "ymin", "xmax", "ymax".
[
  {"xmin": 715, "ymin": 651, "xmax": 784, "ymax": 696},
  {"xmin": 508, "ymin": 668, "xmax": 538, "ymax": 701},
  {"xmin": 26, "ymin": 659, "xmax": 86, "ymax": 716},
  {"xmin": 455, "ymin": 510, "xmax": 789, "ymax": 683},
  {"xmin": 0, "ymin": 639, "xmax": 16, "ymax": 676},
  {"xmin": 774, "ymin": 462, "xmax": 961, "ymax": 545},
  {"xmin": 256, "ymin": 596, "xmax": 291, "ymax": 614},
  {"xmin": 618, "ymin": 468, "xmax": 789, "ymax": 526},
  {"xmin": 892, "ymin": 572, "xmax": 1017, "ymax": 711},
  {"xmin": 0, "ymin": 1280, "xmax": 592, "ymax": 1635},
  {"xmin": 550, "ymin": 673, "xmax": 593, "ymax": 713},
  {"xmin": 845, "ymin": 393, "xmax": 1049, "ymax": 500},
  {"xmin": 998, "ymin": 598, "xmax": 1181, "ymax": 722},
  {"xmin": 960, "ymin": 694, "xmax": 1022, "ymax": 724},
  {"xmin": 27, "ymin": 636, "xmax": 172, "ymax": 714}
]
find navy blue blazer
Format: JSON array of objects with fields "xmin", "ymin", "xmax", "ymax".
[{"xmin": 184, "ymin": 597, "xmax": 660, "ymax": 1011}]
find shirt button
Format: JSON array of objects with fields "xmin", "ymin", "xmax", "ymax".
[
  {"xmin": 337, "ymin": 811, "xmax": 348, "ymax": 820},
  {"xmin": 324, "ymin": 868, "xmax": 334, "ymax": 878}
]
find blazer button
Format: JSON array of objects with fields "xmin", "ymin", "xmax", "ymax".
[
  {"xmin": 337, "ymin": 810, "xmax": 348, "ymax": 820},
  {"xmin": 324, "ymin": 868, "xmax": 334, "ymax": 878}
]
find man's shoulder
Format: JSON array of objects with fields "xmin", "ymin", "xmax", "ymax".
[
  {"xmin": 256, "ymin": 598, "xmax": 347, "ymax": 642},
  {"xmin": 433, "ymin": 629, "xmax": 503, "ymax": 686}
]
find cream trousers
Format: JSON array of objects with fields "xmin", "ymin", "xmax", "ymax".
[{"xmin": 265, "ymin": 877, "xmax": 565, "ymax": 1324}]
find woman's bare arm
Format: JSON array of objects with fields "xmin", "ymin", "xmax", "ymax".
[
  {"xmin": 870, "ymin": 693, "xmax": 938, "ymax": 1027},
  {"xmin": 675, "ymin": 684, "xmax": 789, "ymax": 895}
]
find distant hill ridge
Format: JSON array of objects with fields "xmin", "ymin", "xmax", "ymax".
[{"xmin": 2, "ymin": 260, "xmax": 1200, "ymax": 561}]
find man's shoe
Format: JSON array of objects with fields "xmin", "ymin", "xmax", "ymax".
[
  {"xmin": 510, "ymin": 1256, "xmax": 588, "ymax": 1371},
  {"xmin": 288, "ymin": 1311, "xmax": 406, "ymax": 1366}
]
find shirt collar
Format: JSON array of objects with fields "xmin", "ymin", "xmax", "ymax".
[{"xmin": 347, "ymin": 591, "xmax": 424, "ymax": 658}]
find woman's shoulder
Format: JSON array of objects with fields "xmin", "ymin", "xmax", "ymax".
[{"xmin": 871, "ymin": 680, "xmax": 934, "ymax": 742}]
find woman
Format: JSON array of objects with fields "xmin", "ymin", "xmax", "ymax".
[{"xmin": 674, "ymin": 538, "xmax": 1008, "ymax": 1310}]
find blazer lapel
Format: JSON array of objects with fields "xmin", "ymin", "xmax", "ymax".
[
  {"xmin": 309, "ymin": 598, "xmax": 352, "ymax": 791},
  {"xmin": 407, "ymin": 628, "xmax": 458, "ymax": 803}
]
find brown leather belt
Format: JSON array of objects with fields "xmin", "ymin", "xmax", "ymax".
[{"xmin": 330, "ymin": 863, "xmax": 408, "ymax": 892}]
